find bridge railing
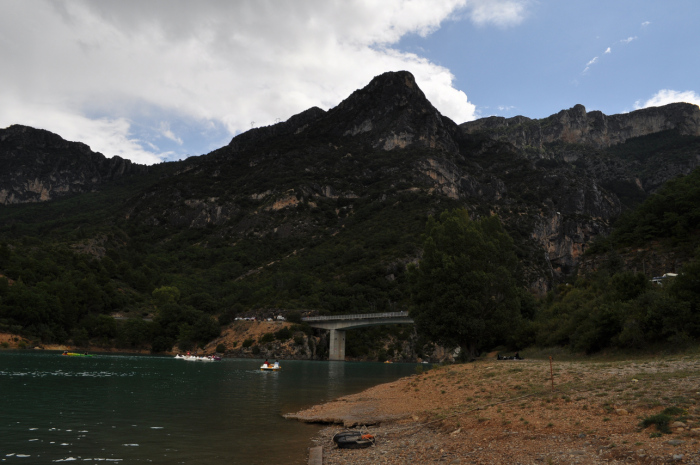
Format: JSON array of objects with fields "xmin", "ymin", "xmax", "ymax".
[{"xmin": 302, "ymin": 311, "xmax": 410, "ymax": 322}]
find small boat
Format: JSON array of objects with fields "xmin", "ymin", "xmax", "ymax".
[
  {"xmin": 175, "ymin": 353, "xmax": 219, "ymax": 362},
  {"xmin": 332, "ymin": 431, "xmax": 375, "ymax": 449},
  {"xmin": 62, "ymin": 351, "xmax": 92, "ymax": 357},
  {"xmin": 260, "ymin": 362, "xmax": 281, "ymax": 371}
]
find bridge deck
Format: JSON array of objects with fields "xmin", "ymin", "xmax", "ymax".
[{"xmin": 302, "ymin": 311, "xmax": 409, "ymax": 322}]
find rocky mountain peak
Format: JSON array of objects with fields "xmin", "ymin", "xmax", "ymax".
[
  {"xmin": 0, "ymin": 124, "xmax": 147, "ymax": 205},
  {"xmin": 226, "ymin": 71, "xmax": 461, "ymax": 156},
  {"xmin": 321, "ymin": 70, "xmax": 460, "ymax": 154}
]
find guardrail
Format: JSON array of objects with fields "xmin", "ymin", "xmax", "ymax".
[{"xmin": 302, "ymin": 311, "xmax": 410, "ymax": 322}]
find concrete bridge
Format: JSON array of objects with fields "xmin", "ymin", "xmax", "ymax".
[{"xmin": 302, "ymin": 311, "xmax": 414, "ymax": 361}]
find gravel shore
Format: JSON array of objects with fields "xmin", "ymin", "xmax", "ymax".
[{"xmin": 288, "ymin": 355, "xmax": 700, "ymax": 464}]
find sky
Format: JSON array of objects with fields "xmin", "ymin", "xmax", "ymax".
[{"xmin": 1, "ymin": 0, "xmax": 699, "ymax": 165}]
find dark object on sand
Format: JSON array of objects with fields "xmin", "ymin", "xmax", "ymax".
[
  {"xmin": 333, "ymin": 431, "xmax": 375, "ymax": 449},
  {"xmin": 497, "ymin": 352, "xmax": 523, "ymax": 360}
]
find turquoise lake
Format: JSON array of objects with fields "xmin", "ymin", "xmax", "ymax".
[{"xmin": 0, "ymin": 351, "xmax": 416, "ymax": 464}]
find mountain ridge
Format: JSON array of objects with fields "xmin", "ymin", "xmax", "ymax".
[
  {"xmin": 2, "ymin": 71, "xmax": 700, "ymax": 292},
  {"xmin": 0, "ymin": 124, "xmax": 148, "ymax": 205}
]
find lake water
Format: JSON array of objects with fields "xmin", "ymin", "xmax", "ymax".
[{"xmin": 0, "ymin": 351, "xmax": 416, "ymax": 464}]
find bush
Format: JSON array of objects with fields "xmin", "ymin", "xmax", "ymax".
[
  {"xmin": 71, "ymin": 328, "xmax": 89, "ymax": 347},
  {"xmin": 259, "ymin": 333, "xmax": 274, "ymax": 343},
  {"xmin": 274, "ymin": 327, "xmax": 292, "ymax": 340},
  {"xmin": 286, "ymin": 311, "xmax": 302, "ymax": 324},
  {"xmin": 640, "ymin": 414, "xmax": 672, "ymax": 434},
  {"xmin": 242, "ymin": 338, "xmax": 254, "ymax": 348},
  {"xmin": 251, "ymin": 345, "xmax": 261, "ymax": 355},
  {"xmin": 151, "ymin": 336, "xmax": 174, "ymax": 353},
  {"xmin": 215, "ymin": 343, "xmax": 227, "ymax": 353}
]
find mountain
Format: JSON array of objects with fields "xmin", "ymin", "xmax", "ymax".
[
  {"xmin": 461, "ymin": 102, "xmax": 700, "ymax": 149},
  {"xmin": 0, "ymin": 124, "xmax": 148, "ymax": 205},
  {"xmin": 2, "ymin": 71, "xmax": 700, "ymax": 300}
]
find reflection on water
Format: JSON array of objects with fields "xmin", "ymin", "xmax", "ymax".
[{"xmin": 0, "ymin": 352, "xmax": 416, "ymax": 464}]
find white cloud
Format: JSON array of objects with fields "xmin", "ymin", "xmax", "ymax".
[
  {"xmin": 604, "ymin": 47, "xmax": 611, "ymax": 54},
  {"xmin": 158, "ymin": 122, "xmax": 183, "ymax": 146},
  {"xmin": 634, "ymin": 89, "xmax": 700, "ymax": 109},
  {"xmin": 620, "ymin": 36, "xmax": 637, "ymax": 44},
  {"xmin": 465, "ymin": 0, "xmax": 530, "ymax": 27},
  {"xmin": 0, "ymin": 94, "xmax": 166, "ymax": 164},
  {"xmin": 582, "ymin": 56, "xmax": 598, "ymax": 74},
  {"xmin": 0, "ymin": 0, "xmax": 530, "ymax": 164},
  {"xmin": 641, "ymin": 21, "xmax": 650, "ymax": 27}
]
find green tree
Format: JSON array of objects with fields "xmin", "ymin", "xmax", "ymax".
[
  {"xmin": 408, "ymin": 209, "xmax": 522, "ymax": 360},
  {"xmin": 152, "ymin": 286, "xmax": 181, "ymax": 307}
]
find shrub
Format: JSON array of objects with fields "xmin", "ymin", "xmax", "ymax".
[
  {"xmin": 274, "ymin": 327, "xmax": 292, "ymax": 340},
  {"xmin": 215, "ymin": 343, "xmax": 227, "ymax": 353},
  {"xmin": 286, "ymin": 311, "xmax": 302, "ymax": 324},
  {"xmin": 151, "ymin": 336, "xmax": 175, "ymax": 353},
  {"xmin": 661, "ymin": 406, "xmax": 685, "ymax": 416},
  {"xmin": 259, "ymin": 333, "xmax": 274, "ymax": 344},
  {"xmin": 640, "ymin": 414, "xmax": 672, "ymax": 434},
  {"xmin": 242, "ymin": 338, "xmax": 254, "ymax": 348},
  {"xmin": 251, "ymin": 345, "xmax": 261, "ymax": 355}
]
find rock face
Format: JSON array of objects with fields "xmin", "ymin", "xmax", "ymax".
[
  {"xmin": 0, "ymin": 125, "xmax": 147, "ymax": 204},
  {"xmin": 3, "ymin": 72, "xmax": 700, "ymax": 291},
  {"xmin": 124, "ymin": 72, "xmax": 700, "ymax": 290},
  {"xmin": 461, "ymin": 102, "xmax": 700, "ymax": 150}
]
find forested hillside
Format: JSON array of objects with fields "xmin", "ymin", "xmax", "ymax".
[{"xmin": 1, "ymin": 71, "xmax": 699, "ymax": 358}]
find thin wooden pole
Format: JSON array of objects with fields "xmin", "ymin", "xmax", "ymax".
[{"xmin": 549, "ymin": 356, "xmax": 554, "ymax": 391}]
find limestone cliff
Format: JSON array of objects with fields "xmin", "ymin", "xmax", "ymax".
[{"xmin": 460, "ymin": 102, "xmax": 700, "ymax": 150}]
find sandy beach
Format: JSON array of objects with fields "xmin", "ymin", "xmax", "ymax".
[{"xmin": 289, "ymin": 354, "xmax": 700, "ymax": 464}]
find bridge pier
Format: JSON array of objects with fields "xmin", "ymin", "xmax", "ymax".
[
  {"xmin": 328, "ymin": 329, "xmax": 346, "ymax": 361},
  {"xmin": 302, "ymin": 312, "xmax": 414, "ymax": 362}
]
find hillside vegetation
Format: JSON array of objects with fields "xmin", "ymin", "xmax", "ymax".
[{"xmin": 1, "ymin": 72, "xmax": 699, "ymax": 358}]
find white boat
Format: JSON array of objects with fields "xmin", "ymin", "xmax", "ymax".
[
  {"xmin": 260, "ymin": 362, "xmax": 281, "ymax": 371},
  {"xmin": 175, "ymin": 354, "xmax": 220, "ymax": 362}
]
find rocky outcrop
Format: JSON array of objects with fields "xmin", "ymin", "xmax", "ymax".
[
  {"xmin": 228, "ymin": 106, "xmax": 327, "ymax": 152},
  {"xmin": 324, "ymin": 71, "xmax": 461, "ymax": 154},
  {"xmin": 0, "ymin": 124, "xmax": 147, "ymax": 204},
  {"xmin": 461, "ymin": 103, "xmax": 700, "ymax": 150}
]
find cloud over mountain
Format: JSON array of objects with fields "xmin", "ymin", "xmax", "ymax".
[{"xmin": 0, "ymin": 0, "xmax": 531, "ymax": 164}]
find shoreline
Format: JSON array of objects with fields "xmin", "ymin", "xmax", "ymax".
[{"xmin": 290, "ymin": 355, "xmax": 700, "ymax": 464}]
